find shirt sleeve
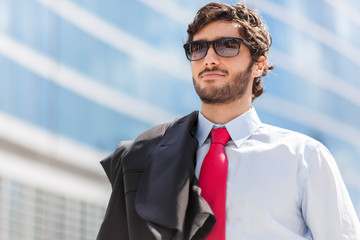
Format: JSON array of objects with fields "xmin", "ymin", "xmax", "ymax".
[{"xmin": 301, "ymin": 143, "xmax": 360, "ymax": 240}]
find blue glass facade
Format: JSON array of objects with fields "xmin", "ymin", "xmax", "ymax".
[{"xmin": 0, "ymin": 0, "xmax": 359, "ymax": 232}]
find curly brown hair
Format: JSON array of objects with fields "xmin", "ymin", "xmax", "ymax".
[{"xmin": 186, "ymin": 2, "xmax": 274, "ymax": 100}]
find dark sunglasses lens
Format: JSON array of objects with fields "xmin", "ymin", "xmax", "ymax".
[
  {"xmin": 186, "ymin": 41, "xmax": 207, "ymax": 60},
  {"xmin": 215, "ymin": 38, "xmax": 240, "ymax": 57}
]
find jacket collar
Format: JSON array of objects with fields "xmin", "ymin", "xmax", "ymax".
[{"xmin": 135, "ymin": 111, "xmax": 215, "ymax": 239}]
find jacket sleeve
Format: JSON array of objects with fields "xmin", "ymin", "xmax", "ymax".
[{"xmin": 97, "ymin": 141, "xmax": 133, "ymax": 240}]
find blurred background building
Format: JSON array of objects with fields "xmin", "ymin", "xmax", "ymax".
[{"xmin": 0, "ymin": 0, "xmax": 359, "ymax": 239}]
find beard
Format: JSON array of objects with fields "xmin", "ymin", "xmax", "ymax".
[{"xmin": 193, "ymin": 64, "xmax": 253, "ymax": 104}]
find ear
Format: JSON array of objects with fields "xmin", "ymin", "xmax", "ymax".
[{"xmin": 252, "ymin": 56, "xmax": 265, "ymax": 78}]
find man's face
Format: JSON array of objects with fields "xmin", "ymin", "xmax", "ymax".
[{"xmin": 190, "ymin": 21, "xmax": 258, "ymax": 104}]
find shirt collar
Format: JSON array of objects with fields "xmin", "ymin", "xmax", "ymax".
[{"xmin": 196, "ymin": 107, "xmax": 261, "ymax": 148}]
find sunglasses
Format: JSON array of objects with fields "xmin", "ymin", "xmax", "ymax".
[{"xmin": 183, "ymin": 37, "xmax": 255, "ymax": 61}]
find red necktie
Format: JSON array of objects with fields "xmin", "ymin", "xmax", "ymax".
[{"xmin": 199, "ymin": 128, "xmax": 230, "ymax": 240}]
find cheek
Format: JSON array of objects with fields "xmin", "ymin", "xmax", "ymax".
[{"xmin": 190, "ymin": 63, "xmax": 201, "ymax": 77}]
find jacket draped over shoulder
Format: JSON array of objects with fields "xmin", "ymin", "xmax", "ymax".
[{"xmin": 97, "ymin": 111, "xmax": 216, "ymax": 240}]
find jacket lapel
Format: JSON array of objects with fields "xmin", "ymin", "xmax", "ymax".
[{"xmin": 135, "ymin": 111, "xmax": 215, "ymax": 239}]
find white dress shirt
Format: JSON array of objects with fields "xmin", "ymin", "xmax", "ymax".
[{"xmin": 195, "ymin": 107, "xmax": 360, "ymax": 240}]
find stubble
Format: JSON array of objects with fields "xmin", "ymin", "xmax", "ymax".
[{"xmin": 193, "ymin": 65, "xmax": 253, "ymax": 104}]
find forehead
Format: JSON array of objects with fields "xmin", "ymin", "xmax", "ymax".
[{"xmin": 193, "ymin": 21, "xmax": 242, "ymax": 41}]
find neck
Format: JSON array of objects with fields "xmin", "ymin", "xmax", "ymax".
[{"xmin": 200, "ymin": 97, "xmax": 252, "ymax": 124}]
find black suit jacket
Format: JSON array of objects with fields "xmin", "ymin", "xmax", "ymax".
[{"xmin": 97, "ymin": 111, "xmax": 216, "ymax": 240}]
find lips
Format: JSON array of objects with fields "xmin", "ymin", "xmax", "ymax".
[
  {"xmin": 200, "ymin": 71, "xmax": 226, "ymax": 79},
  {"xmin": 198, "ymin": 67, "xmax": 229, "ymax": 79}
]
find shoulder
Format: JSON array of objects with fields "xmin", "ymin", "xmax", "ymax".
[
  {"xmin": 257, "ymin": 123, "xmax": 321, "ymax": 144},
  {"xmin": 133, "ymin": 110, "xmax": 198, "ymax": 142},
  {"xmin": 101, "ymin": 111, "xmax": 198, "ymax": 183},
  {"xmin": 254, "ymin": 123, "xmax": 330, "ymax": 158},
  {"xmin": 104, "ymin": 111, "xmax": 199, "ymax": 167},
  {"xmin": 100, "ymin": 122, "xmax": 177, "ymax": 183},
  {"xmin": 251, "ymin": 124, "xmax": 339, "ymax": 177},
  {"xmin": 133, "ymin": 121, "xmax": 174, "ymax": 143}
]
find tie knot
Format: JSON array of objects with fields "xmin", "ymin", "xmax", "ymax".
[{"xmin": 210, "ymin": 128, "xmax": 230, "ymax": 145}]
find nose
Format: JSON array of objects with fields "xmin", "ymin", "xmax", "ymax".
[{"xmin": 203, "ymin": 46, "xmax": 220, "ymax": 66}]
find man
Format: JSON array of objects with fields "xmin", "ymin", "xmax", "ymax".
[{"xmin": 97, "ymin": 2, "xmax": 360, "ymax": 240}]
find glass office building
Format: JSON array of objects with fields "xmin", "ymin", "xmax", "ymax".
[{"xmin": 0, "ymin": 0, "xmax": 359, "ymax": 239}]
